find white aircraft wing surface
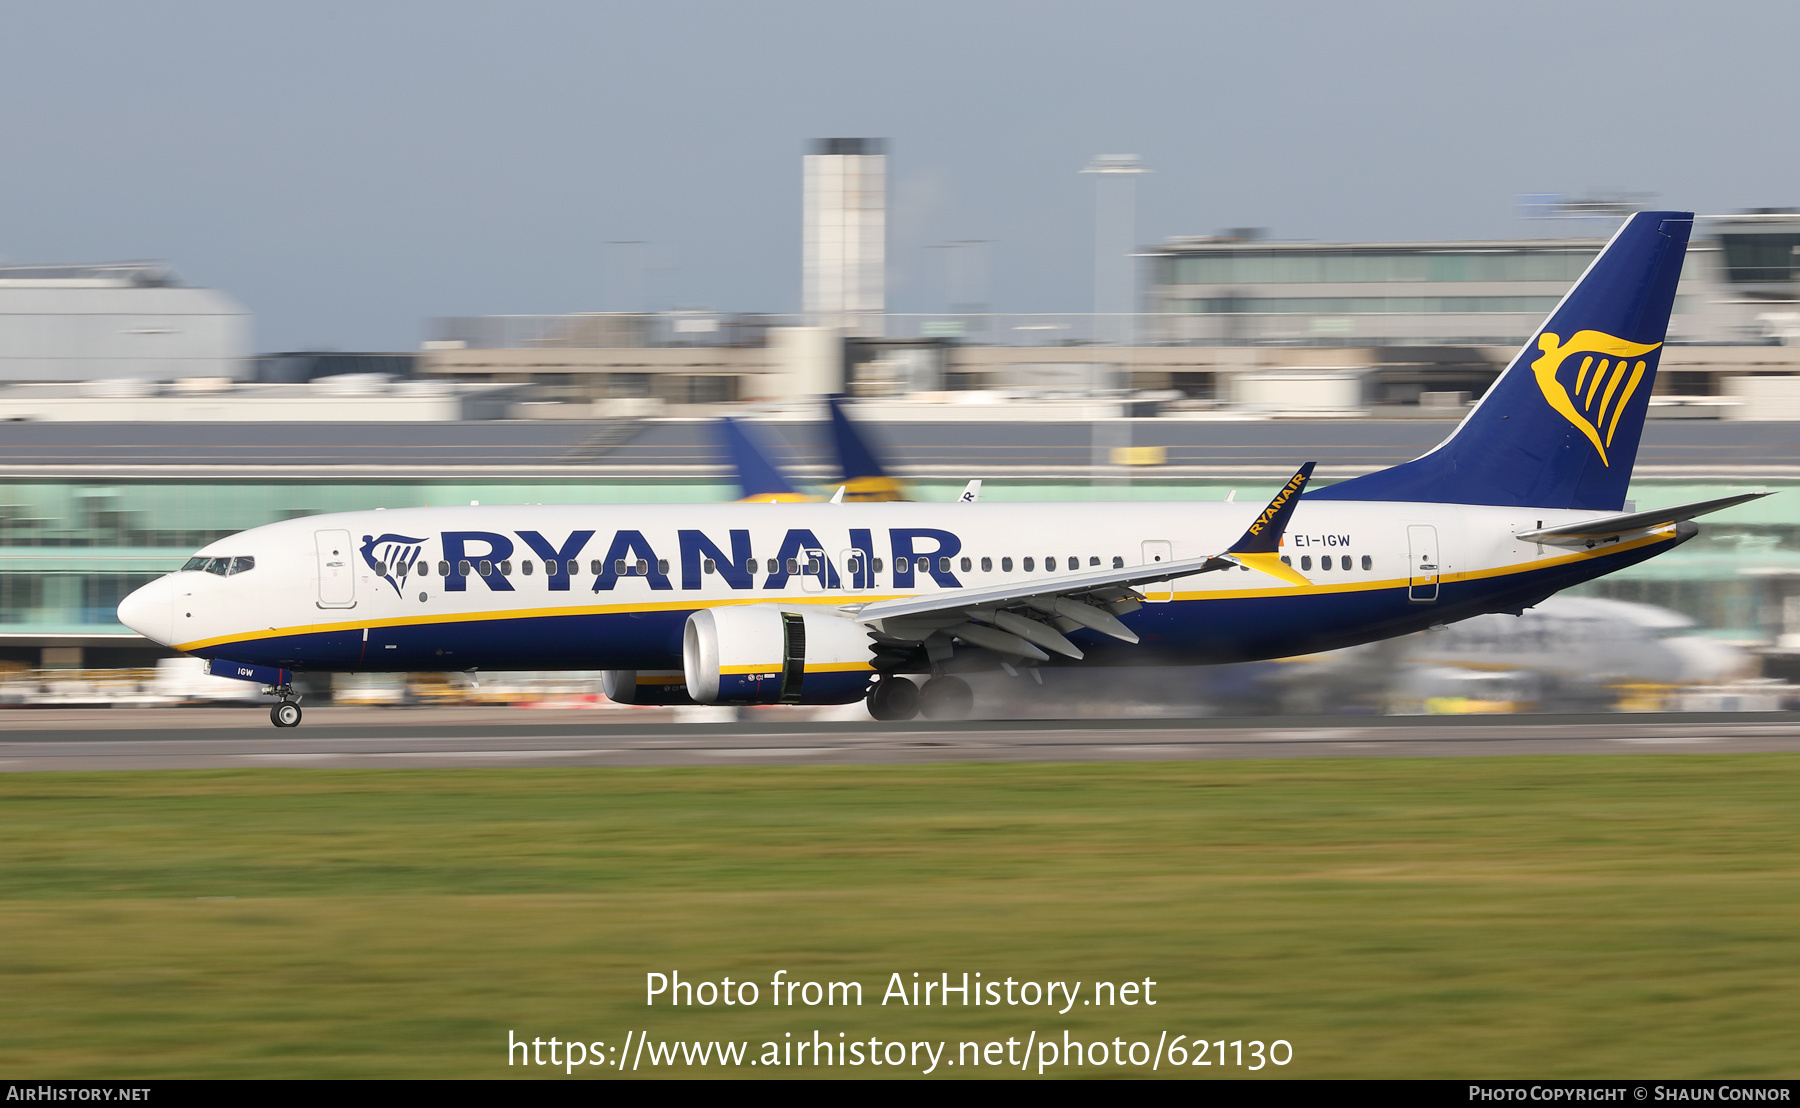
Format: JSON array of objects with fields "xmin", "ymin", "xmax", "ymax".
[{"xmin": 843, "ymin": 464, "xmax": 1317, "ymax": 662}]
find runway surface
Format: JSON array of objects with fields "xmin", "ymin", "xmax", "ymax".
[{"xmin": 3, "ymin": 707, "xmax": 1799, "ymax": 771}]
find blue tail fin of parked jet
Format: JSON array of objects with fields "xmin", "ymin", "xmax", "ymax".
[
  {"xmin": 826, "ymin": 395, "xmax": 906, "ymax": 501},
  {"xmin": 719, "ymin": 418, "xmax": 814, "ymax": 502},
  {"xmin": 1312, "ymin": 211, "xmax": 1693, "ymax": 511}
]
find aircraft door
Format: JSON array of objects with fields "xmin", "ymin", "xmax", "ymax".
[
  {"xmin": 1407, "ymin": 525, "xmax": 1440, "ymax": 603},
  {"xmin": 316, "ymin": 529, "xmax": 357, "ymax": 608},
  {"xmin": 839, "ymin": 548, "xmax": 867, "ymax": 590},
  {"xmin": 1141, "ymin": 539, "xmax": 1174, "ymax": 603}
]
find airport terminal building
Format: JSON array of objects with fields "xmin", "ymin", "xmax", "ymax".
[{"xmin": 1144, "ymin": 212, "xmax": 1800, "ymax": 349}]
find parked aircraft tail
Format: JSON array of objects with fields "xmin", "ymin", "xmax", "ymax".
[
  {"xmin": 1312, "ymin": 210, "xmax": 1693, "ymax": 511},
  {"xmin": 827, "ymin": 395, "xmax": 907, "ymax": 501},
  {"xmin": 719, "ymin": 418, "xmax": 816, "ymax": 503}
]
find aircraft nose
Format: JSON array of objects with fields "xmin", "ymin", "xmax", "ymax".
[{"xmin": 118, "ymin": 575, "xmax": 176, "ymax": 647}]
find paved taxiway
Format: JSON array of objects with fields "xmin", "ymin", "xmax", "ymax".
[{"xmin": 2, "ymin": 708, "xmax": 1798, "ymax": 771}]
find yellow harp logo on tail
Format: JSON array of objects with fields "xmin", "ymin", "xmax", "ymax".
[{"xmin": 1530, "ymin": 330, "xmax": 1662, "ymax": 466}]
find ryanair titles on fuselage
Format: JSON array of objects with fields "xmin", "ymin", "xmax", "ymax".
[{"xmin": 360, "ymin": 523, "xmax": 975, "ymax": 596}]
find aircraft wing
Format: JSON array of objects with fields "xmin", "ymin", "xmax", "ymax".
[
  {"xmin": 844, "ymin": 464, "xmax": 1316, "ymax": 662},
  {"xmin": 1515, "ymin": 491, "xmax": 1770, "ymax": 544}
]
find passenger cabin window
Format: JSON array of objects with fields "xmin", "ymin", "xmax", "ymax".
[
  {"xmin": 704, "ymin": 559, "xmax": 717, "ymax": 575},
  {"xmin": 1046, "ymin": 557, "xmax": 1057, "ymax": 571},
  {"xmin": 1002, "ymin": 557, "xmax": 1013, "ymax": 572},
  {"xmin": 1322, "ymin": 556, "xmax": 1333, "ymax": 571},
  {"xmin": 938, "ymin": 557, "xmax": 950, "ymax": 573},
  {"xmin": 1023, "ymin": 557, "xmax": 1035, "ymax": 572},
  {"xmin": 872, "ymin": 558, "xmax": 883, "ymax": 573},
  {"xmin": 1300, "ymin": 556, "xmax": 1312, "ymax": 571},
  {"xmin": 1112, "ymin": 556, "xmax": 1124, "ymax": 568},
  {"xmin": 566, "ymin": 560, "xmax": 578, "ymax": 576},
  {"xmin": 478, "ymin": 559, "xmax": 493, "ymax": 576},
  {"xmin": 981, "ymin": 557, "xmax": 992, "ymax": 572},
  {"xmin": 1362, "ymin": 555, "xmax": 1372, "ymax": 571},
  {"xmin": 439, "ymin": 560, "xmax": 451, "ymax": 577},
  {"xmin": 960, "ymin": 557, "xmax": 972, "ymax": 572},
  {"xmin": 657, "ymin": 559, "xmax": 670, "ymax": 574},
  {"xmin": 522, "ymin": 560, "xmax": 534, "ymax": 576},
  {"xmin": 228, "ymin": 556, "xmax": 255, "ymax": 576}
]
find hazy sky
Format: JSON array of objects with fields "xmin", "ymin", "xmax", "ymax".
[{"xmin": 2, "ymin": 1, "xmax": 1794, "ymax": 351}]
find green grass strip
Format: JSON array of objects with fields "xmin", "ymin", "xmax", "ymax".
[{"xmin": 1, "ymin": 756, "xmax": 1797, "ymax": 1078}]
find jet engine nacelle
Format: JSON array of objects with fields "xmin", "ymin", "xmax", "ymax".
[
  {"xmin": 683, "ymin": 605, "xmax": 875, "ymax": 705},
  {"xmin": 600, "ymin": 670, "xmax": 695, "ymax": 706}
]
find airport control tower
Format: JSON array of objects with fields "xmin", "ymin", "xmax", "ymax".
[{"xmin": 803, "ymin": 138, "xmax": 886, "ymax": 337}]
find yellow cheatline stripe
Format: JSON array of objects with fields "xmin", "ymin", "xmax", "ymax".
[
  {"xmin": 176, "ymin": 527, "xmax": 1679, "ymax": 653},
  {"xmin": 1175, "ymin": 526, "xmax": 1675, "ymax": 601},
  {"xmin": 806, "ymin": 661, "xmax": 875, "ymax": 673},
  {"xmin": 719, "ymin": 664, "xmax": 779, "ymax": 675},
  {"xmin": 174, "ymin": 592, "xmax": 897, "ymax": 653}
]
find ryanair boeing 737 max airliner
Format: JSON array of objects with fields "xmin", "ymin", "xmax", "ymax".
[{"xmin": 117, "ymin": 212, "xmax": 1767, "ymax": 726}]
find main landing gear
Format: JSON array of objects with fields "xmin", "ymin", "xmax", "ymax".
[
  {"xmin": 918, "ymin": 676, "xmax": 973, "ymax": 721},
  {"xmin": 866, "ymin": 675, "xmax": 973, "ymax": 722},
  {"xmin": 866, "ymin": 675, "xmax": 918, "ymax": 721},
  {"xmin": 268, "ymin": 685, "xmax": 302, "ymax": 728}
]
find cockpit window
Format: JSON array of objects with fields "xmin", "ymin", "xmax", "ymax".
[
  {"xmin": 204, "ymin": 558, "xmax": 230, "ymax": 576},
  {"xmin": 180, "ymin": 556, "xmax": 209, "ymax": 572},
  {"xmin": 227, "ymin": 556, "xmax": 256, "ymax": 576}
]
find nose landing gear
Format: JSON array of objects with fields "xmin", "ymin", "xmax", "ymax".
[{"xmin": 266, "ymin": 685, "xmax": 303, "ymax": 728}]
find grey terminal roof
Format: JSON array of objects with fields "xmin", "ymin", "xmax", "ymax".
[{"xmin": 0, "ymin": 418, "xmax": 1794, "ymax": 482}]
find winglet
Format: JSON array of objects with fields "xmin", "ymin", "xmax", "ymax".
[{"xmin": 1223, "ymin": 462, "xmax": 1316, "ymax": 587}]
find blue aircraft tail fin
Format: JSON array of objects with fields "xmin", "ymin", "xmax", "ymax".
[
  {"xmin": 826, "ymin": 395, "xmax": 906, "ymax": 501},
  {"xmin": 718, "ymin": 418, "xmax": 813, "ymax": 502},
  {"xmin": 1311, "ymin": 211, "xmax": 1693, "ymax": 511}
]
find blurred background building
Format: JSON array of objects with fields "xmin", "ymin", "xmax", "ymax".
[
  {"xmin": 0, "ymin": 262, "xmax": 249, "ymax": 383},
  {"xmin": 2, "ymin": 147, "xmax": 1798, "ymax": 708},
  {"xmin": 803, "ymin": 138, "xmax": 886, "ymax": 337}
]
